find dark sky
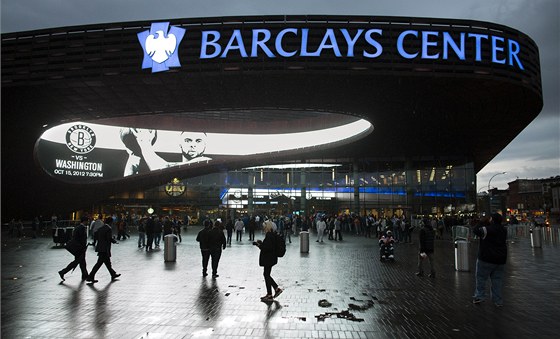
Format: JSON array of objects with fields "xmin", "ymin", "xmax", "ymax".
[{"xmin": 2, "ymin": 0, "xmax": 558, "ymax": 190}]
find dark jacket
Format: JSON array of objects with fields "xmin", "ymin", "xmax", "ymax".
[
  {"xmin": 73, "ymin": 223, "xmax": 89, "ymax": 250},
  {"xmin": 258, "ymin": 231, "xmax": 278, "ymax": 267},
  {"xmin": 208, "ymin": 227, "xmax": 227, "ymax": 251},
  {"xmin": 196, "ymin": 227, "xmax": 211, "ymax": 250},
  {"xmin": 146, "ymin": 217, "xmax": 155, "ymax": 235},
  {"xmin": 473, "ymin": 222, "xmax": 508, "ymax": 264},
  {"xmin": 94, "ymin": 224, "xmax": 117, "ymax": 256},
  {"xmin": 163, "ymin": 219, "xmax": 174, "ymax": 236},
  {"xmin": 419, "ymin": 224, "xmax": 435, "ymax": 254},
  {"xmin": 248, "ymin": 218, "xmax": 256, "ymax": 231}
]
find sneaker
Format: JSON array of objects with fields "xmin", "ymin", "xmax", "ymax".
[
  {"xmin": 273, "ymin": 288, "xmax": 283, "ymax": 298},
  {"xmin": 58, "ymin": 271, "xmax": 65, "ymax": 281},
  {"xmin": 472, "ymin": 298, "xmax": 484, "ymax": 304},
  {"xmin": 415, "ymin": 272, "xmax": 423, "ymax": 277},
  {"xmin": 111, "ymin": 273, "xmax": 121, "ymax": 281},
  {"xmin": 86, "ymin": 278, "xmax": 98, "ymax": 284},
  {"xmin": 212, "ymin": 274, "xmax": 219, "ymax": 278},
  {"xmin": 260, "ymin": 295, "xmax": 274, "ymax": 302}
]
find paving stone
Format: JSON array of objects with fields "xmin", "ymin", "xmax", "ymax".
[{"xmin": 2, "ymin": 227, "xmax": 560, "ymax": 338}]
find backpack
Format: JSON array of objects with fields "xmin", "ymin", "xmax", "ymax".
[{"xmin": 274, "ymin": 232, "xmax": 286, "ymax": 257}]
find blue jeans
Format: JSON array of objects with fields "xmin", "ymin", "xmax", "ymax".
[
  {"xmin": 474, "ymin": 259, "xmax": 505, "ymax": 305},
  {"xmin": 138, "ymin": 232, "xmax": 145, "ymax": 247}
]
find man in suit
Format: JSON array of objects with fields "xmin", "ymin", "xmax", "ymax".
[
  {"xmin": 86, "ymin": 217, "xmax": 121, "ymax": 283},
  {"xmin": 58, "ymin": 216, "xmax": 90, "ymax": 281}
]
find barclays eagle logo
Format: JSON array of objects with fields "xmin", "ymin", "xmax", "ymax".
[{"xmin": 138, "ymin": 22, "xmax": 186, "ymax": 73}]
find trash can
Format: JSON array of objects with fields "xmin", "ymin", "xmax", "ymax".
[
  {"xmin": 164, "ymin": 234, "xmax": 178, "ymax": 262},
  {"xmin": 454, "ymin": 239, "xmax": 469, "ymax": 271},
  {"xmin": 300, "ymin": 231, "xmax": 309, "ymax": 253},
  {"xmin": 530, "ymin": 226, "xmax": 542, "ymax": 248}
]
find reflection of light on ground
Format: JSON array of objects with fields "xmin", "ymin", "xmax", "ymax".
[
  {"xmin": 217, "ymin": 316, "xmax": 236, "ymax": 327},
  {"xmin": 191, "ymin": 328, "xmax": 213, "ymax": 337},
  {"xmin": 273, "ymin": 316, "xmax": 289, "ymax": 323},
  {"xmin": 240, "ymin": 314, "xmax": 258, "ymax": 322},
  {"xmin": 142, "ymin": 316, "xmax": 164, "ymax": 324}
]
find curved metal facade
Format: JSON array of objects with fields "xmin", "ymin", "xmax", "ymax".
[{"xmin": 1, "ymin": 15, "xmax": 543, "ymax": 216}]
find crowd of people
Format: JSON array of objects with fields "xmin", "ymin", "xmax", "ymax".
[{"xmin": 10, "ymin": 209, "xmax": 507, "ymax": 306}]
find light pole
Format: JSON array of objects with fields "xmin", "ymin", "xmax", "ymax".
[{"xmin": 488, "ymin": 172, "xmax": 507, "ymax": 191}]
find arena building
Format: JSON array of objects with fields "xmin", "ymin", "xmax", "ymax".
[{"xmin": 1, "ymin": 15, "xmax": 543, "ymax": 221}]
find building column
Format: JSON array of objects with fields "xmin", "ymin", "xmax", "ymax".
[
  {"xmin": 248, "ymin": 171, "xmax": 255, "ymax": 215},
  {"xmin": 353, "ymin": 160, "xmax": 360, "ymax": 215},
  {"xmin": 300, "ymin": 170, "xmax": 307, "ymax": 217}
]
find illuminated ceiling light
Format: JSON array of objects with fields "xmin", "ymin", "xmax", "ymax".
[{"xmin": 245, "ymin": 163, "xmax": 342, "ymax": 170}]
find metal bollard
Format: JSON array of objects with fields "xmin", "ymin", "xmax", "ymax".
[
  {"xmin": 300, "ymin": 231, "xmax": 309, "ymax": 253},
  {"xmin": 454, "ymin": 239, "xmax": 469, "ymax": 271},
  {"xmin": 530, "ymin": 226, "xmax": 542, "ymax": 248},
  {"xmin": 164, "ymin": 234, "xmax": 179, "ymax": 261}
]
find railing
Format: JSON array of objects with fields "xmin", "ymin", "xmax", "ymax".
[
  {"xmin": 451, "ymin": 223, "xmax": 559, "ymax": 245},
  {"xmin": 2, "ymin": 220, "xmax": 82, "ymax": 238}
]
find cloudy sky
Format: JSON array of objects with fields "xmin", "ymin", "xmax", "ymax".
[{"xmin": 2, "ymin": 0, "xmax": 558, "ymax": 191}]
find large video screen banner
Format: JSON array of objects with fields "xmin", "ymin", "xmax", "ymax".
[{"xmin": 35, "ymin": 119, "xmax": 372, "ymax": 183}]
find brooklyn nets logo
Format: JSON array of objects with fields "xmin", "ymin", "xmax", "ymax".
[{"xmin": 66, "ymin": 124, "xmax": 96, "ymax": 154}]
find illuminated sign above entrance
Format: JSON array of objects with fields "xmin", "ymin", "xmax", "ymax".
[{"xmin": 138, "ymin": 23, "xmax": 526, "ymax": 72}]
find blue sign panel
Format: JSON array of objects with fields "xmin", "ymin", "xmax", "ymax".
[{"xmin": 137, "ymin": 22, "xmax": 186, "ymax": 73}]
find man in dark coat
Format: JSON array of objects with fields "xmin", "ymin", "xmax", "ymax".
[
  {"xmin": 416, "ymin": 220, "xmax": 436, "ymax": 277},
  {"xmin": 86, "ymin": 217, "xmax": 120, "ymax": 283},
  {"xmin": 58, "ymin": 216, "xmax": 90, "ymax": 281},
  {"xmin": 472, "ymin": 213, "xmax": 508, "ymax": 306},
  {"xmin": 196, "ymin": 220, "xmax": 212, "ymax": 276},
  {"xmin": 208, "ymin": 221, "xmax": 227, "ymax": 278},
  {"xmin": 145, "ymin": 215, "xmax": 155, "ymax": 251}
]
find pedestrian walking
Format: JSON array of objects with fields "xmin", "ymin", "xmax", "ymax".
[
  {"xmin": 234, "ymin": 218, "xmax": 244, "ymax": 242},
  {"xmin": 225, "ymin": 219, "xmax": 233, "ymax": 245},
  {"xmin": 196, "ymin": 220, "xmax": 212, "ymax": 276},
  {"xmin": 145, "ymin": 215, "xmax": 155, "ymax": 251},
  {"xmin": 208, "ymin": 221, "xmax": 227, "ymax": 278},
  {"xmin": 58, "ymin": 216, "xmax": 89, "ymax": 281},
  {"xmin": 472, "ymin": 213, "xmax": 508, "ymax": 307},
  {"xmin": 334, "ymin": 217, "xmax": 343, "ymax": 241},
  {"xmin": 138, "ymin": 216, "xmax": 146, "ymax": 248},
  {"xmin": 416, "ymin": 220, "xmax": 436, "ymax": 278},
  {"xmin": 284, "ymin": 217, "xmax": 292, "ymax": 244},
  {"xmin": 316, "ymin": 217, "xmax": 327, "ymax": 242},
  {"xmin": 86, "ymin": 217, "xmax": 121, "ymax": 283},
  {"xmin": 254, "ymin": 221, "xmax": 283, "ymax": 302}
]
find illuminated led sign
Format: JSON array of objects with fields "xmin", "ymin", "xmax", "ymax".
[
  {"xmin": 139, "ymin": 23, "xmax": 525, "ymax": 72},
  {"xmin": 138, "ymin": 22, "xmax": 186, "ymax": 73},
  {"xmin": 35, "ymin": 119, "xmax": 372, "ymax": 183}
]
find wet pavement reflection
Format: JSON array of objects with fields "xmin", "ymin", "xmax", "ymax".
[{"xmin": 2, "ymin": 226, "xmax": 560, "ymax": 338}]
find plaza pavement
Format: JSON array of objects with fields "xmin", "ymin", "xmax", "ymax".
[{"xmin": 2, "ymin": 225, "xmax": 559, "ymax": 339}]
